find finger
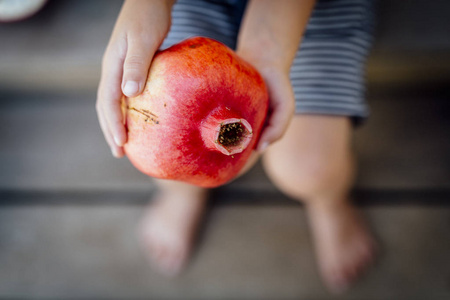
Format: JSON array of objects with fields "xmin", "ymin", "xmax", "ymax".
[
  {"xmin": 257, "ymin": 85, "xmax": 295, "ymax": 152},
  {"xmin": 121, "ymin": 34, "xmax": 156, "ymax": 97},
  {"xmin": 99, "ymin": 47, "xmax": 128, "ymax": 147},
  {"xmin": 98, "ymin": 107, "xmax": 125, "ymax": 158},
  {"xmin": 102, "ymin": 85, "xmax": 128, "ymax": 147},
  {"xmin": 96, "ymin": 85, "xmax": 120, "ymax": 154},
  {"xmin": 98, "ymin": 106, "xmax": 124, "ymax": 158},
  {"xmin": 257, "ymin": 103, "xmax": 294, "ymax": 152}
]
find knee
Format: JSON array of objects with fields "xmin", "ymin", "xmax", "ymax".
[{"xmin": 262, "ymin": 146, "xmax": 354, "ymax": 201}]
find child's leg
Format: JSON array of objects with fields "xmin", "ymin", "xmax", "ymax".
[
  {"xmin": 263, "ymin": 114, "xmax": 376, "ymax": 293},
  {"xmin": 139, "ymin": 153, "xmax": 259, "ymax": 277},
  {"xmin": 139, "ymin": 180, "xmax": 208, "ymax": 277}
]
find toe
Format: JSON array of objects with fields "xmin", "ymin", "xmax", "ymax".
[
  {"xmin": 164, "ymin": 253, "xmax": 184, "ymax": 277},
  {"xmin": 358, "ymin": 239, "xmax": 377, "ymax": 269},
  {"xmin": 152, "ymin": 243, "xmax": 166, "ymax": 262},
  {"xmin": 158, "ymin": 252, "xmax": 175, "ymax": 276},
  {"xmin": 327, "ymin": 268, "xmax": 351, "ymax": 294},
  {"xmin": 158, "ymin": 244, "xmax": 188, "ymax": 277}
]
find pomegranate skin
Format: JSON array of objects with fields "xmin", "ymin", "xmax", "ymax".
[{"xmin": 124, "ymin": 37, "xmax": 269, "ymax": 187}]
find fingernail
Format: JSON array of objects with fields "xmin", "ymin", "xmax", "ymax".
[
  {"xmin": 111, "ymin": 148, "xmax": 119, "ymax": 158},
  {"xmin": 114, "ymin": 135, "xmax": 124, "ymax": 146},
  {"xmin": 259, "ymin": 142, "xmax": 269, "ymax": 153},
  {"xmin": 123, "ymin": 81, "xmax": 139, "ymax": 96}
]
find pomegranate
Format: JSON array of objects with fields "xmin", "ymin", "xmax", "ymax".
[{"xmin": 123, "ymin": 37, "xmax": 269, "ymax": 187}]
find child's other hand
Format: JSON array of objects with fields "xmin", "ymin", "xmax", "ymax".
[
  {"xmin": 236, "ymin": 55, "xmax": 295, "ymax": 153},
  {"xmin": 235, "ymin": 0, "xmax": 314, "ymax": 153},
  {"xmin": 96, "ymin": 0, "xmax": 173, "ymax": 158},
  {"xmin": 256, "ymin": 66, "xmax": 295, "ymax": 153}
]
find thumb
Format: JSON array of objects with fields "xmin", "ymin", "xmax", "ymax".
[
  {"xmin": 256, "ymin": 84, "xmax": 295, "ymax": 152},
  {"xmin": 257, "ymin": 105, "xmax": 294, "ymax": 153},
  {"xmin": 122, "ymin": 36, "xmax": 157, "ymax": 97}
]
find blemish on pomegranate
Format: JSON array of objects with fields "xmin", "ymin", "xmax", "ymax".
[
  {"xmin": 128, "ymin": 106, "xmax": 159, "ymax": 125},
  {"xmin": 189, "ymin": 43, "xmax": 201, "ymax": 49}
]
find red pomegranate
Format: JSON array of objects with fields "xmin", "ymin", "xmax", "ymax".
[{"xmin": 123, "ymin": 37, "xmax": 269, "ymax": 187}]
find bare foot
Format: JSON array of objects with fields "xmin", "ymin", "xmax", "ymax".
[
  {"xmin": 306, "ymin": 199, "xmax": 377, "ymax": 293},
  {"xmin": 138, "ymin": 184, "xmax": 208, "ymax": 277}
]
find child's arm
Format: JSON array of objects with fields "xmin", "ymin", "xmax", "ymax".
[
  {"xmin": 96, "ymin": 0, "xmax": 175, "ymax": 158},
  {"xmin": 236, "ymin": 0, "xmax": 316, "ymax": 151}
]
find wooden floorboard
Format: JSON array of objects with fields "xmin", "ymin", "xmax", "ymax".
[
  {"xmin": 0, "ymin": 204, "xmax": 449, "ymax": 300},
  {"xmin": 1, "ymin": 188, "xmax": 450, "ymax": 207}
]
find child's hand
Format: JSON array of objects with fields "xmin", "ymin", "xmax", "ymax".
[
  {"xmin": 257, "ymin": 67, "xmax": 295, "ymax": 152},
  {"xmin": 236, "ymin": 0, "xmax": 315, "ymax": 152},
  {"xmin": 237, "ymin": 59, "xmax": 295, "ymax": 153},
  {"xmin": 96, "ymin": 0, "xmax": 173, "ymax": 158}
]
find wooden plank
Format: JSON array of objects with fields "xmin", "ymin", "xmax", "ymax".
[{"xmin": 0, "ymin": 204, "xmax": 449, "ymax": 299}]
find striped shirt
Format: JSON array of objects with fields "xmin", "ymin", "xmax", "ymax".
[{"xmin": 162, "ymin": 0, "xmax": 375, "ymax": 123}]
